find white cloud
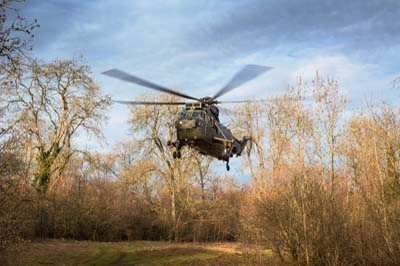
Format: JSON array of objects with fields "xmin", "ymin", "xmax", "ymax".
[{"xmin": 21, "ymin": 0, "xmax": 400, "ymax": 154}]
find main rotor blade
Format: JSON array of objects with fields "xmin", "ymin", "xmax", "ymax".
[
  {"xmin": 114, "ymin": 100, "xmax": 186, "ymax": 105},
  {"xmin": 103, "ymin": 69, "xmax": 199, "ymax": 101},
  {"xmin": 218, "ymin": 99, "xmax": 271, "ymax": 104},
  {"xmin": 218, "ymin": 97, "xmax": 295, "ymax": 104},
  {"xmin": 212, "ymin": 65, "xmax": 272, "ymax": 100}
]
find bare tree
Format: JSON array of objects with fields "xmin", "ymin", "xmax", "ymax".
[
  {"xmin": 0, "ymin": 0, "xmax": 39, "ymax": 65},
  {"xmin": 0, "ymin": 58, "xmax": 111, "ymax": 193},
  {"xmin": 1, "ymin": 0, "xmax": 39, "ymax": 140},
  {"xmin": 231, "ymin": 100, "xmax": 269, "ymax": 192},
  {"xmin": 313, "ymin": 73, "xmax": 346, "ymax": 195},
  {"xmin": 128, "ymin": 95, "xmax": 195, "ymax": 240},
  {"xmin": 342, "ymin": 104, "xmax": 400, "ymax": 264}
]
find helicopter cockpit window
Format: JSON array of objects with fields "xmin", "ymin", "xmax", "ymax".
[
  {"xmin": 184, "ymin": 111, "xmax": 192, "ymax": 119},
  {"xmin": 203, "ymin": 113, "xmax": 209, "ymax": 123},
  {"xmin": 185, "ymin": 110, "xmax": 203, "ymax": 119},
  {"xmin": 200, "ymin": 111, "xmax": 205, "ymax": 120},
  {"xmin": 178, "ymin": 112, "xmax": 185, "ymax": 119},
  {"xmin": 192, "ymin": 111, "xmax": 202, "ymax": 118}
]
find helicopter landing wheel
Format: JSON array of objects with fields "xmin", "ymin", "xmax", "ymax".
[{"xmin": 226, "ymin": 162, "xmax": 230, "ymax": 171}]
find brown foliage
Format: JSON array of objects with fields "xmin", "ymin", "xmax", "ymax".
[{"xmin": 237, "ymin": 74, "xmax": 400, "ymax": 265}]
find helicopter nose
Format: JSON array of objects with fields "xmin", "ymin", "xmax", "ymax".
[{"xmin": 178, "ymin": 119, "xmax": 197, "ymax": 129}]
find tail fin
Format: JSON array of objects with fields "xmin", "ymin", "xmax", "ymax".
[{"xmin": 239, "ymin": 136, "xmax": 252, "ymax": 157}]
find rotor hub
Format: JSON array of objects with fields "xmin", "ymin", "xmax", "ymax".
[{"xmin": 200, "ymin": 97, "xmax": 218, "ymax": 105}]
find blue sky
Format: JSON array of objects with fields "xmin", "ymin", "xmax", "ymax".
[{"xmin": 20, "ymin": 0, "xmax": 400, "ymax": 177}]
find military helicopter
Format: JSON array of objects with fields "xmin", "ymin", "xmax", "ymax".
[{"xmin": 103, "ymin": 65, "xmax": 272, "ymax": 171}]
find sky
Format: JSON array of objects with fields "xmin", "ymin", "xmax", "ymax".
[{"xmin": 19, "ymin": 0, "xmax": 400, "ymax": 179}]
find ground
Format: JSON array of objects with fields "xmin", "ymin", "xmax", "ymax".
[{"xmin": 2, "ymin": 240, "xmax": 285, "ymax": 266}]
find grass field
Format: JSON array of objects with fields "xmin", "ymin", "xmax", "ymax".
[{"xmin": 3, "ymin": 240, "xmax": 285, "ymax": 266}]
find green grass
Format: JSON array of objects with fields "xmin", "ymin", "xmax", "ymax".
[
  {"xmin": 3, "ymin": 240, "xmax": 285, "ymax": 266},
  {"xmin": 81, "ymin": 248, "xmax": 217, "ymax": 266}
]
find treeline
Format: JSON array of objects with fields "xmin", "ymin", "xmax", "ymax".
[
  {"xmin": 234, "ymin": 78, "xmax": 400, "ymax": 265},
  {"xmin": 0, "ymin": 151, "xmax": 242, "ymax": 243},
  {"xmin": 1, "ymin": 1, "xmax": 400, "ymax": 266}
]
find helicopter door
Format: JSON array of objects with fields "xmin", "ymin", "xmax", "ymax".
[
  {"xmin": 204, "ymin": 113, "xmax": 214, "ymax": 140},
  {"xmin": 199, "ymin": 112, "xmax": 205, "ymax": 135},
  {"xmin": 211, "ymin": 117, "xmax": 218, "ymax": 134}
]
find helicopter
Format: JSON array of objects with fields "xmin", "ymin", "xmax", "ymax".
[{"xmin": 103, "ymin": 65, "xmax": 272, "ymax": 171}]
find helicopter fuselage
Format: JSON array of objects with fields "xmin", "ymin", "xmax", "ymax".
[{"xmin": 168, "ymin": 102, "xmax": 250, "ymax": 170}]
